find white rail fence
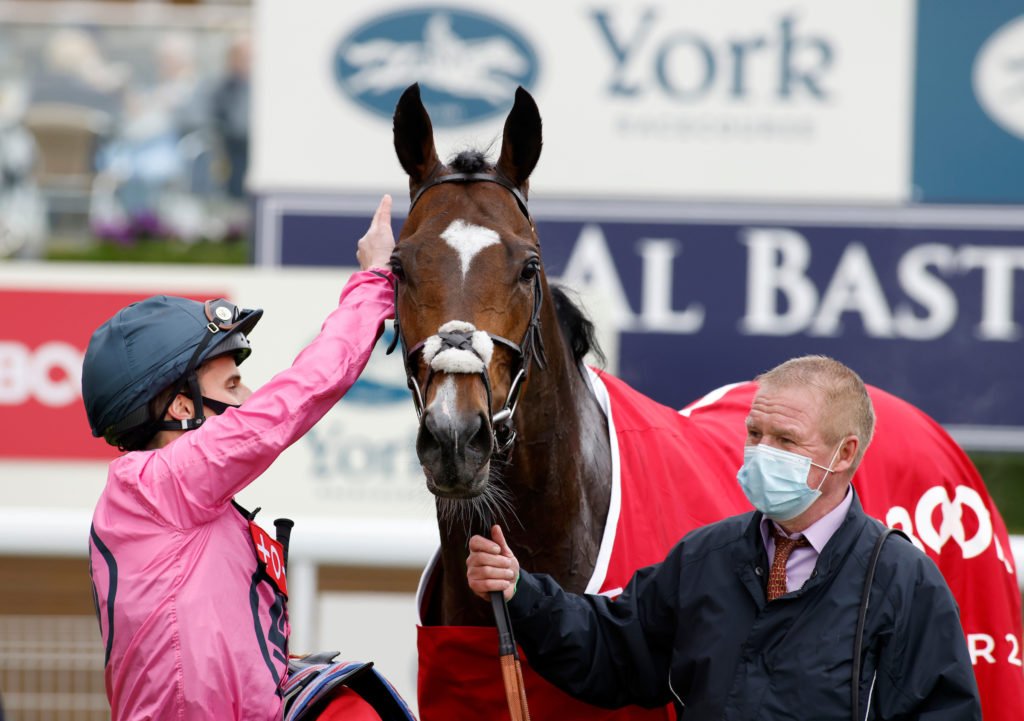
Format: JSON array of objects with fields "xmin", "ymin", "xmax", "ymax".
[{"xmin": 1, "ymin": 508, "xmax": 1022, "ymax": 719}]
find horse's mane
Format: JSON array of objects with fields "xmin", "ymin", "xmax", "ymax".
[{"xmin": 551, "ymin": 284, "xmax": 605, "ymax": 368}]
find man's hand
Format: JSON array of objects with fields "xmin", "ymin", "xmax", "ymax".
[
  {"xmin": 467, "ymin": 525, "xmax": 520, "ymax": 602},
  {"xmin": 357, "ymin": 194, "xmax": 395, "ymax": 271}
]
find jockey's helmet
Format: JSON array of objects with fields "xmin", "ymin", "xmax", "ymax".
[{"xmin": 82, "ymin": 295, "xmax": 262, "ymax": 449}]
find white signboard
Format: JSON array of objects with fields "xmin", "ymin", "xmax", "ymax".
[
  {"xmin": 0, "ymin": 262, "xmax": 431, "ymax": 525},
  {"xmin": 252, "ymin": 0, "xmax": 914, "ymax": 202}
]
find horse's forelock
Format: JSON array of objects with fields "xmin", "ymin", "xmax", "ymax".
[
  {"xmin": 550, "ymin": 284, "xmax": 605, "ymax": 367},
  {"xmin": 448, "ymin": 149, "xmax": 493, "ymax": 174}
]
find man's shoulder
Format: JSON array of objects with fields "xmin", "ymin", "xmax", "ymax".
[
  {"xmin": 678, "ymin": 511, "xmax": 756, "ymax": 563},
  {"xmin": 875, "ymin": 529, "xmax": 938, "ymax": 574},
  {"xmin": 864, "ymin": 526, "xmax": 956, "ymax": 605}
]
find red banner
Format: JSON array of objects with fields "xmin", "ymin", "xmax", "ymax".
[{"xmin": 0, "ymin": 289, "xmax": 220, "ymax": 460}]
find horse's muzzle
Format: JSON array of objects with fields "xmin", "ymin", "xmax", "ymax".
[{"xmin": 416, "ymin": 408, "xmax": 493, "ymax": 496}]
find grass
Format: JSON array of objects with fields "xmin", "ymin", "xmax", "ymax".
[
  {"xmin": 44, "ymin": 237, "xmax": 249, "ymax": 264},
  {"xmin": 970, "ymin": 453, "xmax": 1024, "ymax": 535}
]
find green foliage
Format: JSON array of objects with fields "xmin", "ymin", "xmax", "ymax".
[
  {"xmin": 969, "ymin": 453, "xmax": 1024, "ymax": 534},
  {"xmin": 45, "ymin": 238, "xmax": 249, "ymax": 264}
]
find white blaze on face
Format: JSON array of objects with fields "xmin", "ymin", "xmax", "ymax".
[
  {"xmin": 430, "ymin": 375, "xmax": 457, "ymax": 423},
  {"xmin": 441, "ymin": 219, "xmax": 500, "ymax": 279}
]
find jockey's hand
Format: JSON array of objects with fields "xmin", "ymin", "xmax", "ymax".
[
  {"xmin": 467, "ymin": 525, "xmax": 520, "ymax": 602},
  {"xmin": 357, "ymin": 194, "xmax": 395, "ymax": 271}
]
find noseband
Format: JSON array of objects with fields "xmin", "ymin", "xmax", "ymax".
[{"xmin": 387, "ymin": 171, "xmax": 546, "ymax": 456}]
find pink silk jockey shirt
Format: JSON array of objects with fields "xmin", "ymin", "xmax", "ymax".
[{"xmin": 88, "ymin": 271, "xmax": 393, "ymax": 721}]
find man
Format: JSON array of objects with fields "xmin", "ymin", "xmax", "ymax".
[
  {"xmin": 467, "ymin": 355, "xmax": 981, "ymax": 720},
  {"xmin": 82, "ymin": 196, "xmax": 397, "ymax": 720}
]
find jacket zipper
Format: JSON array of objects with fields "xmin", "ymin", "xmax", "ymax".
[
  {"xmin": 668, "ymin": 670, "xmax": 685, "ymax": 711},
  {"xmin": 862, "ymin": 670, "xmax": 877, "ymax": 721}
]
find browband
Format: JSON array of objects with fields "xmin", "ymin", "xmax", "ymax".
[{"xmin": 409, "ymin": 172, "xmax": 531, "ymax": 221}]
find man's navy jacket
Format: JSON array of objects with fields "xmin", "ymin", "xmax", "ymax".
[{"xmin": 508, "ymin": 493, "xmax": 981, "ymax": 720}]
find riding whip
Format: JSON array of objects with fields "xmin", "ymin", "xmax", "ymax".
[{"xmin": 274, "ymin": 517, "xmax": 294, "ymax": 568}]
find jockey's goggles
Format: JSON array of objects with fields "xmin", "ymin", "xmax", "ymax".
[{"xmin": 204, "ymin": 298, "xmax": 245, "ymax": 332}]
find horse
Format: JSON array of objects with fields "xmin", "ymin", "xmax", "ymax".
[{"xmin": 388, "ymin": 83, "xmax": 1024, "ymax": 721}]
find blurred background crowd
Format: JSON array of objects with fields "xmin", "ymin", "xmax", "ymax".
[{"xmin": 0, "ymin": 3, "xmax": 250, "ymax": 260}]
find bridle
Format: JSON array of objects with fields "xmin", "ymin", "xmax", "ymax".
[{"xmin": 386, "ymin": 171, "xmax": 547, "ymax": 457}]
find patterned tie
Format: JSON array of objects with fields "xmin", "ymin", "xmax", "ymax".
[{"xmin": 767, "ymin": 527, "xmax": 810, "ymax": 601}]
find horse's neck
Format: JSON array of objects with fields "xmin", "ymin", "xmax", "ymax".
[
  {"xmin": 433, "ymin": 339, "xmax": 612, "ymax": 626},
  {"xmin": 503, "ymin": 356, "xmax": 612, "ymax": 590}
]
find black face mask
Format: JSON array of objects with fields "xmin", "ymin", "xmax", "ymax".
[{"xmin": 201, "ymin": 396, "xmax": 241, "ymax": 416}]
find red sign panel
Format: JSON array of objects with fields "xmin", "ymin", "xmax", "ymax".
[{"xmin": 0, "ymin": 288, "xmax": 219, "ymax": 460}]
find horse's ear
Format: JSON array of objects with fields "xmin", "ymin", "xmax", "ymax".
[
  {"xmin": 393, "ymin": 83, "xmax": 441, "ymax": 188},
  {"xmin": 496, "ymin": 86, "xmax": 542, "ymax": 189}
]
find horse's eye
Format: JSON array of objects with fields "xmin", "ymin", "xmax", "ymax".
[
  {"xmin": 520, "ymin": 259, "xmax": 541, "ymax": 282},
  {"xmin": 390, "ymin": 256, "xmax": 405, "ymax": 281}
]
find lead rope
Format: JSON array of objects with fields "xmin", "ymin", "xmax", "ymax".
[
  {"xmin": 481, "ymin": 511, "xmax": 532, "ymax": 721},
  {"xmin": 492, "ymin": 590, "xmax": 531, "ymax": 721}
]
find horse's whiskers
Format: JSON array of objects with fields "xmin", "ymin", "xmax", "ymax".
[{"xmin": 434, "ymin": 464, "xmax": 521, "ymax": 539}]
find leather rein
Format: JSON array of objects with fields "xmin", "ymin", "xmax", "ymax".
[{"xmin": 386, "ymin": 171, "xmax": 547, "ymax": 458}]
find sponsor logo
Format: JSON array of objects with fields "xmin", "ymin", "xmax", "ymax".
[
  {"xmin": 0, "ymin": 289, "xmax": 217, "ymax": 460},
  {"xmin": 885, "ymin": 485, "xmax": 1015, "ymax": 573},
  {"xmin": 334, "ymin": 8, "xmax": 539, "ymax": 127},
  {"xmin": 559, "ymin": 223, "xmax": 1024, "ymax": 343},
  {"xmin": 591, "ymin": 8, "xmax": 835, "ymax": 141},
  {"xmin": 973, "ymin": 15, "xmax": 1024, "ymax": 141},
  {"xmin": 0, "ymin": 340, "xmax": 82, "ymax": 407}
]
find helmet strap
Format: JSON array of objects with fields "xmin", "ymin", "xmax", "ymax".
[
  {"xmin": 155, "ymin": 321, "xmax": 224, "ymax": 432},
  {"xmin": 200, "ymin": 395, "xmax": 240, "ymax": 416}
]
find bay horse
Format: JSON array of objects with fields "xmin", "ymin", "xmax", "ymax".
[{"xmin": 388, "ymin": 83, "xmax": 1024, "ymax": 721}]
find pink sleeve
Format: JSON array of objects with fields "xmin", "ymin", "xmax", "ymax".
[{"xmin": 133, "ymin": 270, "xmax": 394, "ymax": 528}]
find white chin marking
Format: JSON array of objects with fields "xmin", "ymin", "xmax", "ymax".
[{"xmin": 441, "ymin": 219, "xmax": 500, "ymax": 278}]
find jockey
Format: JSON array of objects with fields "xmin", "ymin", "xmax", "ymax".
[{"xmin": 82, "ymin": 196, "xmax": 397, "ymax": 720}]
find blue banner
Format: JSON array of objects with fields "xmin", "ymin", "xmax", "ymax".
[{"xmin": 261, "ymin": 205, "xmax": 1024, "ymax": 433}]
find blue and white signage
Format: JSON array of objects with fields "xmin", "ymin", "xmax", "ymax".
[
  {"xmin": 333, "ymin": 8, "xmax": 538, "ymax": 127},
  {"xmin": 252, "ymin": 0, "xmax": 913, "ymax": 202},
  {"xmin": 258, "ymin": 200, "xmax": 1024, "ymax": 444}
]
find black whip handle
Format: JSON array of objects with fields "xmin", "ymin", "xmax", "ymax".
[{"xmin": 274, "ymin": 518, "xmax": 294, "ymax": 569}]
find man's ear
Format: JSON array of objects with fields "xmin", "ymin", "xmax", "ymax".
[
  {"xmin": 166, "ymin": 393, "xmax": 194, "ymax": 421},
  {"xmin": 834, "ymin": 435, "xmax": 859, "ymax": 474}
]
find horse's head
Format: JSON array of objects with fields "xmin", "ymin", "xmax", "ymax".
[{"xmin": 391, "ymin": 83, "xmax": 545, "ymax": 506}]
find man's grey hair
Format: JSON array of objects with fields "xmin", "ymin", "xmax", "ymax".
[{"xmin": 756, "ymin": 355, "xmax": 875, "ymax": 469}]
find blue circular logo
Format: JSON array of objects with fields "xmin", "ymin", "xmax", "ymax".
[{"xmin": 334, "ymin": 8, "xmax": 539, "ymax": 127}]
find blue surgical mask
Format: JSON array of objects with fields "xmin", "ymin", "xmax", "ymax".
[{"xmin": 736, "ymin": 443, "xmax": 842, "ymax": 521}]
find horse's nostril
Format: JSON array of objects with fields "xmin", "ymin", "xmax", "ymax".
[
  {"xmin": 421, "ymin": 411, "xmax": 444, "ymax": 446},
  {"xmin": 418, "ymin": 410, "xmax": 492, "ymax": 459},
  {"xmin": 466, "ymin": 413, "xmax": 492, "ymax": 454}
]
